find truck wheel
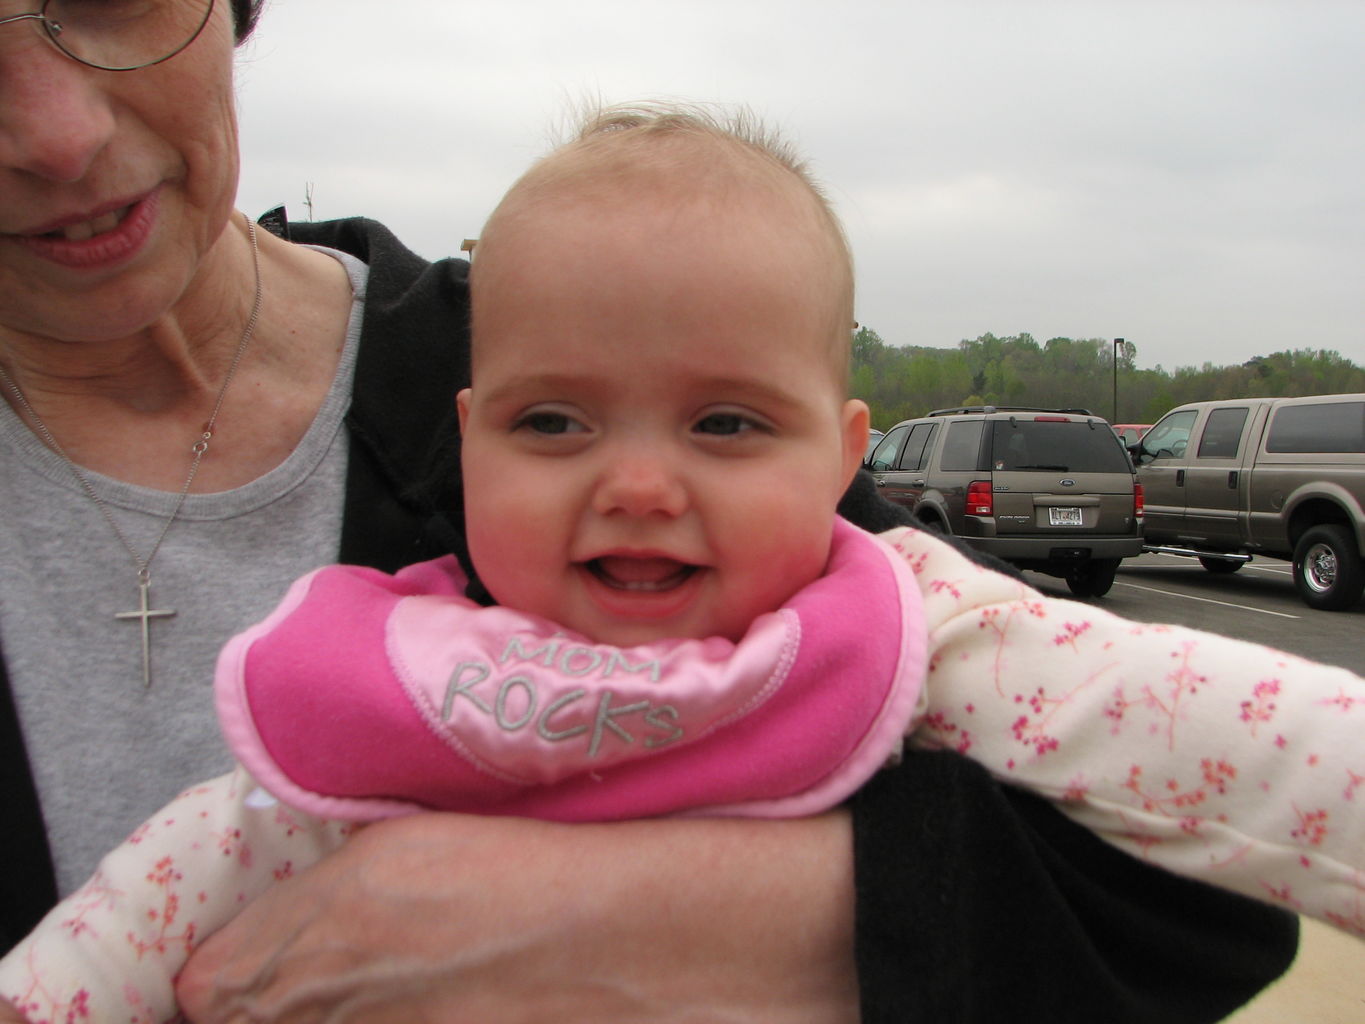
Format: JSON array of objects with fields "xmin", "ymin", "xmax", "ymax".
[
  {"xmin": 1198, "ymin": 557, "xmax": 1243, "ymax": 574},
  {"xmin": 1066, "ymin": 559, "xmax": 1119, "ymax": 599},
  {"xmin": 1292, "ymin": 525, "xmax": 1365, "ymax": 611}
]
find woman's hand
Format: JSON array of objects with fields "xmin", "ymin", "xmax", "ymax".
[
  {"xmin": 177, "ymin": 811, "xmax": 858, "ymax": 1023},
  {"xmin": 0, "ymin": 1001, "xmax": 26, "ymax": 1023}
]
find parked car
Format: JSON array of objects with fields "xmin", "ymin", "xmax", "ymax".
[
  {"xmin": 864, "ymin": 428, "xmax": 885, "ymax": 462},
  {"xmin": 1132, "ymin": 393, "xmax": 1365, "ymax": 610},
  {"xmin": 1111, "ymin": 423, "xmax": 1152, "ymax": 447},
  {"xmin": 865, "ymin": 406, "xmax": 1144, "ymax": 597}
]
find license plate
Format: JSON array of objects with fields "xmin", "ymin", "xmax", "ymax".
[{"xmin": 1048, "ymin": 507, "xmax": 1082, "ymax": 526}]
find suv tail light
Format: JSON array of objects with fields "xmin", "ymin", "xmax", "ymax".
[
  {"xmin": 1134, "ymin": 481, "xmax": 1145, "ymax": 520},
  {"xmin": 966, "ymin": 480, "xmax": 994, "ymax": 516}
]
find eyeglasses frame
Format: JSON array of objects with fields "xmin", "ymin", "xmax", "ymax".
[{"xmin": 0, "ymin": 0, "xmax": 216, "ymax": 72}]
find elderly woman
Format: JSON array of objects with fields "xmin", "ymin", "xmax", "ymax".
[{"xmin": 0, "ymin": 2, "xmax": 1296, "ymax": 1021}]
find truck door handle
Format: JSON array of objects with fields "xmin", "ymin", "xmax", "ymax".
[
  {"xmin": 1228, "ymin": 471, "xmax": 1238, "ymax": 488},
  {"xmin": 876, "ymin": 479, "xmax": 886, "ymax": 486},
  {"xmin": 913, "ymin": 479, "xmax": 926, "ymax": 487},
  {"xmin": 1176, "ymin": 469, "xmax": 1185, "ymax": 485}
]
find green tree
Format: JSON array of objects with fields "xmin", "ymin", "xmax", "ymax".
[{"xmin": 847, "ymin": 326, "xmax": 1364, "ymax": 427}]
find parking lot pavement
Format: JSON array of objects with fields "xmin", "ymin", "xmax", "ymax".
[
  {"xmin": 1225, "ymin": 918, "xmax": 1365, "ymax": 1024},
  {"xmin": 1106, "ymin": 553, "xmax": 1364, "ymax": 674}
]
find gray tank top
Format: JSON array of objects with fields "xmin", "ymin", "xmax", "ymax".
[{"xmin": 0, "ymin": 249, "xmax": 367, "ymax": 895}]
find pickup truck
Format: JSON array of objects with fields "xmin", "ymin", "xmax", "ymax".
[{"xmin": 1132, "ymin": 394, "xmax": 1365, "ymax": 610}]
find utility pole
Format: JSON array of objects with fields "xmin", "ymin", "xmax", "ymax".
[{"xmin": 1112, "ymin": 337, "xmax": 1125, "ymax": 421}]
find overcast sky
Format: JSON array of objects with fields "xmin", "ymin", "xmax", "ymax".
[{"xmin": 233, "ymin": 0, "xmax": 1364, "ymax": 373}]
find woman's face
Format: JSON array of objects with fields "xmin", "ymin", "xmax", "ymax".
[{"xmin": 0, "ymin": 0, "xmax": 242, "ymax": 343}]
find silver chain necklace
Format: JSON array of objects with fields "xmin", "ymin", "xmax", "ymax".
[{"xmin": 0, "ymin": 218, "xmax": 262, "ymax": 688}]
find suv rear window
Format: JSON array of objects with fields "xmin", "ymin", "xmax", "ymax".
[
  {"xmin": 1265, "ymin": 401, "xmax": 1365, "ymax": 454},
  {"xmin": 990, "ymin": 420, "xmax": 1131, "ymax": 473}
]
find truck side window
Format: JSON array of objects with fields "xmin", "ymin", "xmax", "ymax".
[
  {"xmin": 898, "ymin": 422, "xmax": 938, "ymax": 471},
  {"xmin": 1266, "ymin": 401, "xmax": 1365, "ymax": 454},
  {"xmin": 1140, "ymin": 410, "xmax": 1198, "ymax": 462},
  {"xmin": 1196, "ymin": 407, "xmax": 1249, "ymax": 458}
]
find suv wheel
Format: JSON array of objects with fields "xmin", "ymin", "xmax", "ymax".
[
  {"xmin": 1065, "ymin": 558, "xmax": 1120, "ymax": 599},
  {"xmin": 1198, "ymin": 556, "xmax": 1243, "ymax": 574},
  {"xmin": 1292, "ymin": 525, "xmax": 1365, "ymax": 611}
]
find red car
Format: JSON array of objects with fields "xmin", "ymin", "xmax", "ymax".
[{"xmin": 1112, "ymin": 423, "xmax": 1151, "ymax": 447}]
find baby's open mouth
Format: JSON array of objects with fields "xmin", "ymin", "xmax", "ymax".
[{"xmin": 586, "ymin": 556, "xmax": 698, "ymax": 592}]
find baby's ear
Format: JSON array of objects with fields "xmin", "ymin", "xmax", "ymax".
[
  {"xmin": 839, "ymin": 399, "xmax": 871, "ymax": 486},
  {"xmin": 456, "ymin": 388, "xmax": 473, "ymax": 433}
]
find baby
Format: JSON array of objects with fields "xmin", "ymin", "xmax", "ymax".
[{"xmin": 3, "ymin": 103, "xmax": 1362, "ymax": 1022}]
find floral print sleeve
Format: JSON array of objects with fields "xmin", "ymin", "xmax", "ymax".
[
  {"xmin": 0, "ymin": 766, "xmax": 353, "ymax": 1023},
  {"xmin": 884, "ymin": 526, "xmax": 1365, "ymax": 938}
]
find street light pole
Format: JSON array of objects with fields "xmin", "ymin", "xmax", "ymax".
[{"xmin": 1112, "ymin": 337, "xmax": 1125, "ymax": 421}]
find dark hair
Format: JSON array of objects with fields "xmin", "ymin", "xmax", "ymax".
[{"xmin": 230, "ymin": 0, "xmax": 266, "ymax": 44}]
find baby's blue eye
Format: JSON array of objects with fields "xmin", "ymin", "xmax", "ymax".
[{"xmin": 695, "ymin": 413, "xmax": 750, "ymax": 436}]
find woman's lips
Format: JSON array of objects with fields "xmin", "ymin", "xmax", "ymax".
[
  {"xmin": 42, "ymin": 206, "xmax": 130, "ymax": 242},
  {"xmin": 15, "ymin": 190, "xmax": 158, "ymax": 269}
]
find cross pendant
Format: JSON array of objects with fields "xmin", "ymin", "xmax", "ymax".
[{"xmin": 115, "ymin": 573, "xmax": 176, "ymax": 688}]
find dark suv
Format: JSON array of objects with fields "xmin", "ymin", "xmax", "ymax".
[{"xmin": 866, "ymin": 406, "xmax": 1145, "ymax": 597}]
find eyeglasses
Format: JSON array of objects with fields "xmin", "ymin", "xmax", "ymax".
[{"xmin": 0, "ymin": 0, "xmax": 215, "ymax": 72}]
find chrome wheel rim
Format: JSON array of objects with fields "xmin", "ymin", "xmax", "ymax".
[{"xmin": 1302, "ymin": 542, "xmax": 1338, "ymax": 594}]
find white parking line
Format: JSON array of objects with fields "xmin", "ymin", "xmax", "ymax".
[
  {"xmin": 1244, "ymin": 563, "xmax": 1292, "ymax": 576},
  {"xmin": 1113, "ymin": 580, "xmax": 1301, "ymax": 618},
  {"xmin": 1148, "ymin": 552, "xmax": 1293, "ymax": 577}
]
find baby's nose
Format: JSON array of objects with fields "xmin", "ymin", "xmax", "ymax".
[{"xmin": 592, "ymin": 453, "xmax": 688, "ymax": 518}]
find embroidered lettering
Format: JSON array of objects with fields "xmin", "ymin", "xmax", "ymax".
[
  {"xmin": 588, "ymin": 692, "xmax": 651, "ymax": 758},
  {"xmin": 494, "ymin": 675, "xmax": 538, "ymax": 731},
  {"xmin": 603, "ymin": 650, "xmax": 663, "ymax": 683},
  {"xmin": 499, "ymin": 634, "xmax": 662, "ymax": 683},
  {"xmin": 436, "ymin": 639, "xmax": 687, "ymax": 760},
  {"xmin": 500, "ymin": 635, "xmax": 563, "ymax": 668},
  {"xmin": 559, "ymin": 646, "xmax": 604, "ymax": 677},
  {"xmin": 643, "ymin": 705, "xmax": 685, "ymax": 749},
  {"xmin": 538, "ymin": 689, "xmax": 591, "ymax": 741},
  {"xmin": 442, "ymin": 662, "xmax": 492, "ymax": 718}
]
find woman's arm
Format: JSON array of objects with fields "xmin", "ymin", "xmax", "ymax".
[
  {"xmin": 177, "ymin": 810, "xmax": 860, "ymax": 1024},
  {"xmin": 177, "ymin": 765, "xmax": 1299, "ymax": 1024}
]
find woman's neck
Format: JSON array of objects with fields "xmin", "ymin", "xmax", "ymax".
[{"xmin": 0, "ymin": 218, "xmax": 353, "ymax": 491}]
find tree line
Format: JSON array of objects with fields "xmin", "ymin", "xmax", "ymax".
[{"xmin": 850, "ymin": 329, "xmax": 1365, "ymax": 429}]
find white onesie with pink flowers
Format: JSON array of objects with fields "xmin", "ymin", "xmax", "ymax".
[{"xmin": 3, "ymin": 521, "xmax": 1362, "ymax": 1023}]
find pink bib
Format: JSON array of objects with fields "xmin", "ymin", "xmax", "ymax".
[{"xmin": 216, "ymin": 518, "xmax": 927, "ymax": 821}]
